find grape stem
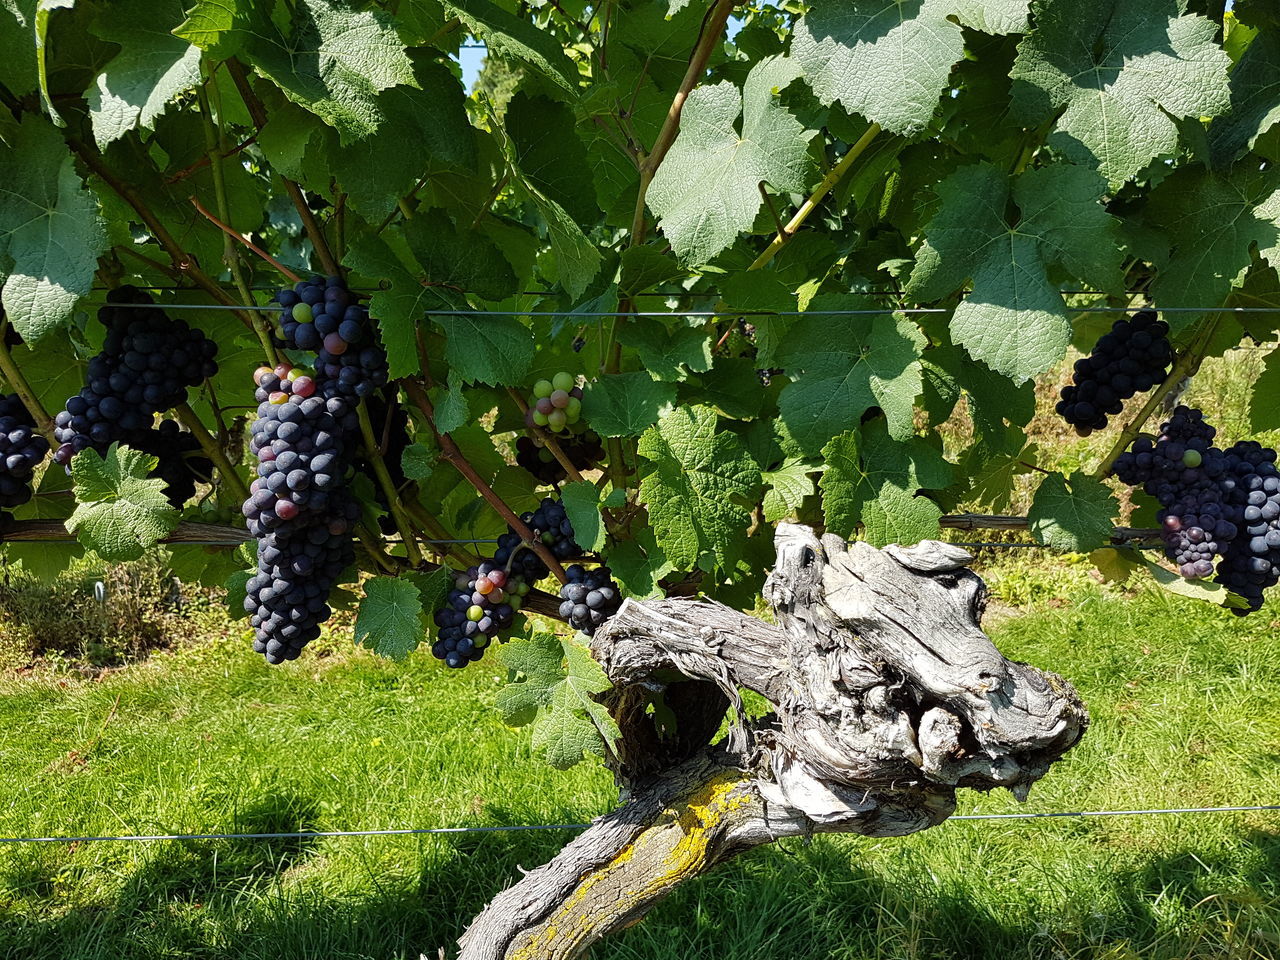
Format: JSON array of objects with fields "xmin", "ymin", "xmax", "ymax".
[
  {"xmin": 354, "ymin": 521, "xmax": 401, "ymax": 575},
  {"xmin": 400, "ymin": 500, "xmax": 484, "ymax": 568},
  {"xmin": 174, "ymin": 402, "xmax": 250, "ymax": 503},
  {"xmin": 195, "ymin": 73, "xmax": 281, "ymax": 367},
  {"xmin": 224, "ymin": 58, "xmax": 343, "ymax": 278},
  {"xmin": 63, "ymin": 135, "xmax": 255, "ymax": 328},
  {"xmin": 1093, "ymin": 311, "xmax": 1224, "ymax": 479},
  {"xmin": 746, "ymin": 122, "xmax": 881, "ymax": 272},
  {"xmin": 0, "ymin": 322, "xmax": 56, "ymax": 442},
  {"xmin": 403, "ymin": 377, "xmax": 570, "ymax": 583},
  {"xmin": 504, "ymin": 387, "xmax": 587, "ymax": 484},
  {"xmin": 356, "ymin": 401, "xmax": 424, "ymax": 567},
  {"xmin": 189, "ymin": 196, "xmax": 303, "ymax": 284}
]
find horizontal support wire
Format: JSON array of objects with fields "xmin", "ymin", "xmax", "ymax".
[
  {"xmin": 2, "ymin": 805, "xmax": 1276, "ymax": 844},
  {"xmin": 76, "ymin": 302, "xmax": 1280, "ymax": 317}
]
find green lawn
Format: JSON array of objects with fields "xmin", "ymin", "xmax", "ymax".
[{"xmin": 1, "ymin": 582, "xmax": 1278, "ymax": 960}]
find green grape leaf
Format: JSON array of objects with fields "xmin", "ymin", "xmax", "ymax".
[
  {"xmin": 907, "ymin": 162, "xmax": 1123, "ymax": 381},
  {"xmin": 519, "ymin": 181, "xmax": 603, "ymax": 299},
  {"xmin": 176, "ymin": 0, "xmax": 415, "ymax": 141},
  {"xmin": 616, "ymin": 315, "xmax": 712, "ymax": 382},
  {"xmin": 1147, "ymin": 164, "xmax": 1280, "ymax": 330},
  {"xmin": 1027, "ymin": 470, "xmax": 1118, "ymax": 553},
  {"xmin": 354, "ymin": 576, "xmax": 424, "ymax": 661},
  {"xmin": 86, "ymin": 0, "xmax": 200, "ymax": 147},
  {"xmin": 952, "ymin": 0, "xmax": 1030, "ymax": 34},
  {"xmin": 820, "ymin": 420, "xmax": 953, "ymax": 540},
  {"xmin": 405, "ymin": 568, "xmax": 452, "ymax": 619},
  {"xmin": 860, "ymin": 483, "xmax": 944, "ymax": 548},
  {"xmin": 3, "ymin": 542, "xmax": 82, "ymax": 581},
  {"xmin": 402, "ymin": 442, "xmax": 436, "ymax": 482},
  {"xmin": 66, "ymin": 444, "xmax": 180, "ymax": 562},
  {"xmin": 637, "ymin": 405, "xmax": 762, "ymax": 571},
  {"xmin": 0, "ymin": 0, "xmax": 38, "ymax": 100},
  {"xmin": 583, "ymin": 372, "xmax": 676, "ymax": 437},
  {"xmin": 328, "ymin": 59, "xmax": 475, "ymax": 219},
  {"xmin": 648, "ymin": 55, "xmax": 811, "ymax": 265},
  {"xmin": 434, "ymin": 378, "xmax": 469, "ymax": 435},
  {"xmin": 0, "ymin": 116, "xmax": 108, "ymax": 341},
  {"xmin": 776, "ymin": 305, "xmax": 925, "ymax": 455},
  {"xmin": 505, "ymin": 92, "xmax": 599, "ymax": 226},
  {"xmin": 762, "ymin": 458, "xmax": 815, "ymax": 523},
  {"xmin": 560, "ymin": 479, "xmax": 606, "ymax": 552},
  {"xmin": 1208, "ymin": 30, "xmax": 1280, "ymax": 167},
  {"xmin": 619, "ymin": 245, "xmax": 684, "ymax": 297},
  {"xmin": 1143, "ymin": 557, "xmax": 1251, "ymax": 609},
  {"xmin": 432, "ymin": 312, "xmax": 533, "ymax": 387},
  {"xmin": 403, "ymin": 210, "xmax": 518, "ymax": 302},
  {"xmin": 443, "ymin": 0, "xmax": 578, "ymax": 93},
  {"xmin": 607, "ymin": 526, "xmax": 672, "ymax": 600},
  {"xmin": 496, "ymin": 632, "xmax": 619, "ymax": 770},
  {"xmin": 1252, "ymin": 346, "xmax": 1280, "ymax": 432},
  {"xmin": 1010, "ymin": 0, "xmax": 1230, "ymax": 187},
  {"xmin": 794, "ymin": 0, "xmax": 967, "ymax": 136},
  {"xmin": 1091, "ymin": 545, "xmax": 1143, "ymax": 584},
  {"xmin": 692, "ymin": 356, "xmax": 767, "ymax": 420}
]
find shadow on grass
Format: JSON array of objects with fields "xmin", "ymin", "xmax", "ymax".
[{"xmin": 1, "ymin": 797, "xmax": 1277, "ymax": 960}]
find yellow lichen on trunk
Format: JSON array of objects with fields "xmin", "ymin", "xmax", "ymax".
[{"xmin": 508, "ymin": 772, "xmax": 754, "ymax": 960}]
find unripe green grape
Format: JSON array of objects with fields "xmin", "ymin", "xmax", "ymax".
[
  {"xmin": 552, "ymin": 371, "xmax": 575, "ymax": 392},
  {"xmin": 565, "ymin": 406, "xmax": 580, "ymax": 424},
  {"xmin": 532, "ymin": 410, "xmax": 550, "ymax": 426},
  {"xmin": 473, "ymin": 634, "xmax": 490, "ymax": 649},
  {"xmin": 1183, "ymin": 449, "xmax": 1202, "ymax": 468},
  {"xmin": 565, "ymin": 396, "xmax": 582, "ymax": 418},
  {"xmin": 292, "ymin": 302, "xmax": 314, "ymax": 323},
  {"xmin": 467, "ymin": 604, "xmax": 484, "ymax": 622},
  {"xmin": 533, "ymin": 379, "xmax": 554, "ymax": 399},
  {"xmin": 547, "ymin": 409, "xmax": 567, "ymax": 431}
]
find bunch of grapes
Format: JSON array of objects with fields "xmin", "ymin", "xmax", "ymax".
[
  {"xmin": 273, "ymin": 276, "xmax": 388, "ymax": 400},
  {"xmin": 523, "ymin": 372, "xmax": 585, "ymax": 434},
  {"xmin": 1114, "ymin": 405, "xmax": 1280, "ymax": 613},
  {"xmin": 1213, "ymin": 440, "xmax": 1280, "ymax": 613},
  {"xmin": 52, "ymin": 287, "xmax": 218, "ymax": 466},
  {"xmin": 127, "ymin": 419, "xmax": 212, "ymax": 508},
  {"xmin": 1057, "ymin": 310, "xmax": 1172, "ymax": 435},
  {"xmin": 242, "ymin": 362, "xmax": 363, "ymax": 663},
  {"xmin": 557, "ymin": 563, "xmax": 622, "ymax": 636},
  {"xmin": 491, "ymin": 496, "xmax": 582, "ymax": 584},
  {"xmin": 431, "ymin": 561, "xmax": 533, "ymax": 668},
  {"xmin": 0, "ymin": 394, "xmax": 49, "ymax": 510},
  {"xmin": 514, "ymin": 430, "xmax": 606, "ymax": 485}
]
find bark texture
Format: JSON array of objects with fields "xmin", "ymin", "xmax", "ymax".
[{"xmin": 457, "ymin": 524, "xmax": 1088, "ymax": 959}]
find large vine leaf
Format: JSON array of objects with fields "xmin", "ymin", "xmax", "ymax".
[
  {"xmin": 776, "ymin": 304, "xmax": 925, "ymax": 455},
  {"xmin": 443, "ymin": 0, "xmax": 579, "ymax": 93},
  {"xmin": 1252, "ymin": 347, "xmax": 1280, "ymax": 432},
  {"xmin": 0, "ymin": 1, "xmax": 38, "ymax": 100},
  {"xmin": 1146, "ymin": 164, "xmax": 1280, "ymax": 329},
  {"xmin": 648, "ymin": 55, "xmax": 811, "ymax": 265},
  {"xmin": 66, "ymin": 445, "xmax": 180, "ymax": 562},
  {"xmin": 1027, "ymin": 471, "xmax": 1118, "ymax": 553},
  {"xmin": 820, "ymin": 419, "xmax": 953, "ymax": 544},
  {"xmin": 583, "ymin": 372, "xmax": 676, "ymax": 437},
  {"xmin": 496, "ymin": 632, "xmax": 620, "ymax": 770},
  {"xmin": 0, "ymin": 116, "xmax": 107, "ymax": 341},
  {"xmin": 505, "ymin": 92, "xmax": 599, "ymax": 227},
  {"xmin": 86, "ymin": 0, "xmax": 200, "ymax": 148},
  {"xmin": 354, "ymin": 576, "xmax": 425, "ymax": 661},
  {"xmin": 637, "ymin": 405, "xmax": 762, "ymax": 572},
  {"xmin": 906, "ymin": 162, "xmax": 1124, "ymax": 381},
  {"xmin": 176, "ymin": 0, "xmax": 416, "ymax": 141},
  {"xmin": 1208, "ymin": 30, "xmax": 1280, "ymax": 167},
  {"xmin": 793, "ymin": 0, "xmax": 967, "ymax": 137},
  {"xmin": 1011, "ymin": 0, "xmax": 1230, "ymax": 188}
]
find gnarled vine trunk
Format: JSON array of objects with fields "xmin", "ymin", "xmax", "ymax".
[{"xmin": 457, "ymin": 524, "xmax": 1088, "ymax": 959}]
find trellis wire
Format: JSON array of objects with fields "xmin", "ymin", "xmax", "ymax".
[
  {"xmin": 76, "ymin": 302, "xmax": 1280, "ymax": 318},
  {"xmin": 2, "ymin": 804, "xmax": 1276, "ymax": 844}
]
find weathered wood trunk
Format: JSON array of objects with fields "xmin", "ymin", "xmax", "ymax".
[{"xmin": 457, "ymin": 524, "xmax": 1088, "ymax": 959}]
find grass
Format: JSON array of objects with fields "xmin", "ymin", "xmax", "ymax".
[{"xmin": 1, "ymin": 578, "xmax": 1277, "ymax": 960}]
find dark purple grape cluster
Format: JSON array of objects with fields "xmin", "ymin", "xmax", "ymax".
[
  {"xmin": 273, "ymin": 276, "xmax": 388, "ymax": 399},
  {"xmin": 492, "ymin": 496, "xmax": 582, "ymax": 583},
  {"xmin": 1057, "ymin": 310, "xmax": 1172, "ymax": 435},
  {"xmin": 127, "ymin": 419, "xmax": 212, "ymax": 508},
  {"xmin": 557, "ymin": 564, "xmax": 621, "ymax": 635},
  {"xmin": 243, "ymin": 362, "xmax": 363, "ymax": 663},
  {"xmin": 0, "ymin": 393, "xmax": 49, "ymax": 510},
  {"xmin": 1114, "ymin": 406, "xmax": 1280, "ymax": 613},
  {"xmin": 52, "ymin": 287, "xmax": 217, "ymax": 467},
  {"xmin": 431, "ymin": 562, "xmax": 533, "ymax": 668},
  {"xmin": 514, "ymin": 430, "xmax": 606, "ymax": 485}
]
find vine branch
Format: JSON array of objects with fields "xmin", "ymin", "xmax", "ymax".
[
  {"xmin": 356, "ymin": 401, "xmax": 424, "ymax": 567},
  {"xmin": 189, "ymin": 196, "xmax": 303, "ymax": 283}
]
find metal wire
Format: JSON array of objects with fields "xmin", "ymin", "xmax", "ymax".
[
  {"xmin": 945, "ymin": 541, "xmax": 1161, "ymax": 550},
  {"xmin": 2, "ymin": 804, "xmax": 1275, "ymax": 844},
  {"xmin": 77, "ymin": 302, "xmax": 1280, "ymax": 317}
]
